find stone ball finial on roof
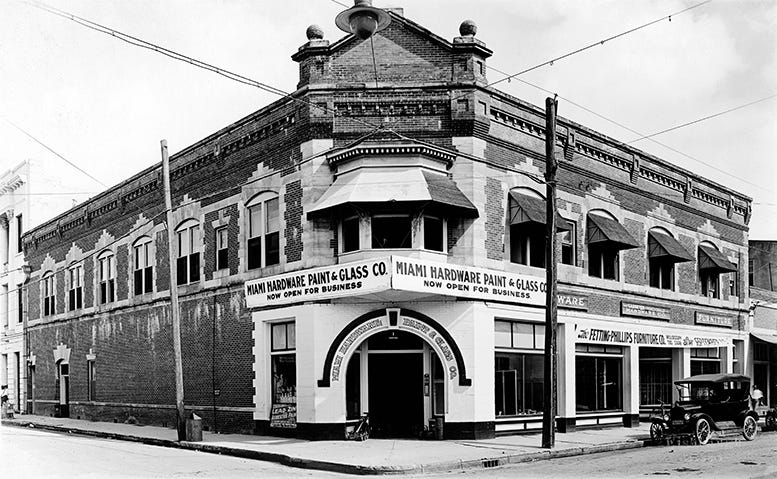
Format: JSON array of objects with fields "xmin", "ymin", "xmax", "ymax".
[
  {"xmin": 459, "ymin": 19, "xmax": 477, "ymax": 36},
  {"xmin": 306, "ymin": 24, "xmax": 325, "ymax": 40}
]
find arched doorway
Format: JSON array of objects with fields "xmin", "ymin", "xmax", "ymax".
[{"xmin": 345, "ymin": 330, "xmax": 445, "ymax": 438}]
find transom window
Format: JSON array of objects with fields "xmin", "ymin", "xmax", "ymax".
[
  {"xmin": 247, "ymin": 193, "xmax": 280, "ymax": 270},
  {"xmin": 133, "ymin": 237, "xmax": 153, "ymax": 295},
  {"xmin": 68, "ymin": 263, "xmax": 83, "ymax": 311},
  {"xmin": 42, "ymin": 272, "xmax": 55, "ymax": 316},
  {"xmin": 97, "ymin": 251, "xmax": 115, "ymax": 304},
  {"xmin": 176, "ymin": 220, "xmax": 201, "ymax": 285}
]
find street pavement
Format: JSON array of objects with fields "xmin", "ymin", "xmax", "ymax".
[
  {"xmin": 2, "ymin": 414, "xmax": 650, "ymax": 474},
  {"xmin": 3, "ymin": 422, "xmax": 775, "ymax": 479}
]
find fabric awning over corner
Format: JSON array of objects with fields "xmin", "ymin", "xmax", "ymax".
[
  {"xmin": 698, "ymin": 244, "xmax": 737, "ymax": 273},
  {"xmin": 307, "ymin": 168, "xmax": 478, "ymax": 219},
  {"xmin": 751, "ymin": 332, "xmax": 777, "ymax": 346},
  {"xmin": 586, "ymin": 213, "xmax": 639, "ymax": 250},
  {"xmin": 648, "ymin": 230, "xmax": 693, "ymax": 262},
  {"xmin": 508, "ymin": 191, "xmax": 572, "ymax": 232}
]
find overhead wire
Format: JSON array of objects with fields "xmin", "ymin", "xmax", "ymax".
[{"xmin": 2, "ymin": 116, "xmax": 108, "ymax": 188}]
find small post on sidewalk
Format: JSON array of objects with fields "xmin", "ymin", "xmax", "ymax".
[
  {"xmin": 541, "ymin": 97, "xmax": 558, "ymax": 449},
  {"xmin": 161, "ymin": 139, "xmax": 187, "ymax": 441}
]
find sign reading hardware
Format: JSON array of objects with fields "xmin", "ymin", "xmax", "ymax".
[
  {"xmin": 558, "ymin": 293, "xmax": 588, "ymax": 310},
  {"xmin": 244, "ymin": 257, "xmax": 391, "ymax": 308},
  {"xmin": 392, "ymin": 257, "xmax": 546, "ymax": 306},
  {"xmin": 695, "ymin": 312, "xmax": 734, "ymax": 328},
  {"xmin": 245, "ymin": 256, "xmax": 547, "ymax": 308}
]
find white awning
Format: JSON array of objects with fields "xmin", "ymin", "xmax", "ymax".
[{"xmin": 307, "ymin": 168, "xmax": 478, "ymax": 218}]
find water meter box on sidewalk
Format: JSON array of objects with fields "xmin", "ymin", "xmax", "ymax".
[{"xmin": 186, "ymin": 413, "xmax": 202, "ymax": 442}]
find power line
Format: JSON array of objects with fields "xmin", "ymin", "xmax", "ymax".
[
  {"xmin": 2, "ymin": 116, "xmax": 108, "ymax": 188},
  {"xmin": 483, "ymin": 1, "xmax": 711, "ymax": 90},
  {"xmin": 626, "ymin": 93, "xmax": 777, "ymax": 144},
  {"xmin": 485, "ymin": 65, "xmax": 773, "ymax": 194}
]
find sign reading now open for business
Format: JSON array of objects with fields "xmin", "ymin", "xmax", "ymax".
[{"xmin": 244, "ymin": 256, "xmax": 548, "ymax": 308}]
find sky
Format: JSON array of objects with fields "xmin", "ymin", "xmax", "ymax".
[{"xmin": 1, "ymin": 0, "xmax": 775, "ymax": 238}]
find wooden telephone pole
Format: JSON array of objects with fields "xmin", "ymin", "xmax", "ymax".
[
  {"xmin": 541, "ymin": 97, "xmax": 558, "ymax": 449},
  {"xmin": 161, "ymin": 140, "xmax": 187, "ymax": 441}
]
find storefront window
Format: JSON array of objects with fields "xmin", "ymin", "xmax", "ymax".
[
  {"xmin": 432, "ymin": 354, "xmax": 445, "ymax": 416},
  {"xmin": 639, "ymin": 348, "xmax": 671, "ymax": 405},
  {"xmin": 494, "ymin": 320, "xmax": 545, "ymax": 417},
  {"xmin": 576, "ymin": 345, "xmax": 623, "ymax": 412}
]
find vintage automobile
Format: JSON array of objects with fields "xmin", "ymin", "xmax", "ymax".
[{"xmin": 649, "ymin": 373, "xmax": 759, "ymax": 445}]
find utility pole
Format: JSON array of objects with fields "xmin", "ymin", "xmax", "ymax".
[
  {"xmin": 541, "ymin": 97, "xmax": 558, "ymax": 449},
  {"xmin": 161, "ymin": 139, "xmax": 187, "ymax": 441}
]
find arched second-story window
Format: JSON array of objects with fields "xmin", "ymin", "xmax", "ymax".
[
  {"xmin": 647, "ymin": 227, "xmax": 693, "ymax": 291},
  {"xmin": 176, "ymin": 219, "xmax": 201, "ymax": 285},
  {"xmin": 698, "ymin": 241, "xmax": 736, "ymax": 299},
  {"xmin": 133, "ymin": 236, "xmax": 154, "ymax": 295},
  {"xmin": 586, "ymin": 210, "xmax": 639, "ymax": 281},
  {"xmin": 97, "ymin": 250, "xmax": 116, "ymax": 304},
  {"xmin": 68, "ymin": 262, "xmax": 83, "ymax": 311},
  {"xmin": 246, "ymin": 193, "xmax": 280, "ymax": 270},
  {"xmin": 42, "ymin": 271, "xmax": 55, "ymax": 316}
]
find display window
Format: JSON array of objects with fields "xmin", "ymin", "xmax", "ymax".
[
  {"xmin": 494, "ymin": 320, "xmax": 545, "ymax": 417},
  {"xmin": 639, "ymin": 348, "xmax": 672, "ymax": 405},
  {"xmin": 576, "ymin": 344, "xmax": 623, "ymax": 412},
  {"xmin": 269, "ymin": 322, "xmax": 296, "ymax": 428},
  {"xmin": 690, "ymin": 347, "xmax": 720, "ymax": 376}
]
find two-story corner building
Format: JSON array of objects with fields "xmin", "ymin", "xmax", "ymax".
[
  {"xmin": 20, "ymin": 8, "xmax": 752, "ymax": 440},
  {"xmin": 749, "ymin": 240, "xmax": 777, "ymax": 408}
]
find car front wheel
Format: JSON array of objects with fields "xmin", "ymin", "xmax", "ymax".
[
  {"xmin": 742, "ymin": 415, "xmax": 757, "ymax": 441},
  {"xmin": 695, "ymin": 418, "xmax": 711, "ymax": 445},
  {"xmin": 650, "ymin": 422, "xmax": 666, "ymax": 444}
]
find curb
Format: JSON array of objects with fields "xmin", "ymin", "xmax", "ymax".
[{"xmin": 2, "ymin": 419, "xmax": 648, "ymax": 475}]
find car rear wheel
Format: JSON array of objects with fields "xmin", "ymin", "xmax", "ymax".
[
  {"xmin": 650, "ymin": 422, "xmax": 666, "ymax": 444},
  {"xmin": 742, "ymin": 415, "xmax": 757, "ymax": 441},
  {"xmin": 695, "ymin": 418, "xmax": 711, "ymax": 445}
]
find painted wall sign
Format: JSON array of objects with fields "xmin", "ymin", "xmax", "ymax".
[
  {"xmin": 621, "ymin": 301, "xmax": 671, "ymax": 321},
  {"xmin": 577, "ymin": 326, "xmax": 732, "ymax": 348},
  {"xmin": 330, "ymin": 316, "xmax": 387, "ymax": 382},
  {"xmin": 557, "ymin": 293, "xmax": 588, "ymax": 310},
  {"xmin": 695, "ymin": 312, "xmax": 734, "ymax": 328},
  {"xmin": 269, "ymin": 403, "xmax": 297, "ymax": 429},
  {"xmin": 245, "ymin": 257, "xmax": 391, "ymax": 308},
  {"xmin": 391, "ymin": 257, "xmax": 546, "ymax": 306}
]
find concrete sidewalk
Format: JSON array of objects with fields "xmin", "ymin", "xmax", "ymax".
[{"xmin": 1, "ymin": 415, "xmax": 650, "ymax": 475}]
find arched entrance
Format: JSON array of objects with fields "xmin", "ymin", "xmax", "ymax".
[{"xmin": 344, "ymin": 330, "xmax": 445, "ymax": 438}]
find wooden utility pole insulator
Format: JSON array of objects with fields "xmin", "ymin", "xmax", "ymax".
[
  {"xmin": 541, "ymin": 97, "xmax": 558, "ymax": 449},
  {"xmin": 161, "ymin": 139, "xmax": 187, "ymax": 441}
]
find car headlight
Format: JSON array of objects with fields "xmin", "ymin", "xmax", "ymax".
[
  {"xmin": 684, "ymin": 413, "xmax": 690, "ymax": 422},
  {"xmin": 663, "ymin": 414, "xmax": 670, "ymax": 422}
]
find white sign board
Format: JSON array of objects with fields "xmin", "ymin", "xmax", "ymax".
[
  {"xmin": 575, "ymin": 320, "xmax": 733, "ymax": 349},
  {"xmin": 245, "ymin": 257, "xmax": 391, "ymax": 308},
  {"xmin": 391, "ymin": 256, "xmax": 546, "ymax": 306}
]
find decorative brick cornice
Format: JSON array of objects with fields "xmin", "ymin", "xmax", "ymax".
[{"xmin": 327, "ymin": 142, "xmax": 456, "ymax": 168}]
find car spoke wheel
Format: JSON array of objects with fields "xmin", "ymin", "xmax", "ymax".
[
  {"xmin": 742, "ymin": 416, "xmax": 757, "ymax": 441},
  {"xmin": 650, "ymin": 423, "xmax": 666, "ymax": 444},
  {"xmin": 695, "ymin": 418, "xmax": 711, "ymax": 445}
]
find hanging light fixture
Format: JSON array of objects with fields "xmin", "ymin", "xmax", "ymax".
[{"xmin": 335, "ymin": 0, "xmax": 391, "ymax": 40}]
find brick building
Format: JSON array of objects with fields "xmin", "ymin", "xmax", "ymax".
[
  {"xmin": 749, "ymin": 240, "xmax": 777, "ymax": 408},
  {"xmin": 21, "ymin": 8, "xmax": 753, "ymax": 439}
]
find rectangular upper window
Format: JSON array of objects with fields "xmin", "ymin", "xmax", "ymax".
[
  {"xmin": 247, "ymin": 195, "xmax": 280, "ymax": 270},
  {"xmin": 423, "ymin": 216, "xmax": 444, "ymax": 252},
  {"xmin": 216, "ymin": 227, "xmax": 228, "ymax": 271},
  {"xmin": 68, "ymin": 264, "xmax": 83, "ymax": 311},
  {"xmin": 133, "ymin": 238, "xmax": 153, "ymax": 295},
  {"xmin": 341, "ymin": 217, "xmax": 360, "ymax": 253},
  {"xmin": 176, "ymin": 221, "xmax": 201, "ymax": 285}
]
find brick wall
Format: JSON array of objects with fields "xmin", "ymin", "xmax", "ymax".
[
  {"xmin": 284, "ymin": 180, "xmax": 303, "ymax": 263},
  {"xmin": 484, "ymin": 177, "xmax": 504, "ymax": 260}
]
